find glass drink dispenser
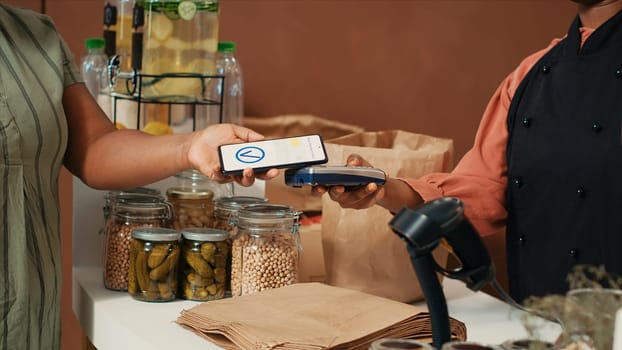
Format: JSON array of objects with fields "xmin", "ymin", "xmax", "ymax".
[{"xmin": 138, "ymin": 0, "xmax": 220, "ymax": 100}]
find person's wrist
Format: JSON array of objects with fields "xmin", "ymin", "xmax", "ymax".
[{"xmin": 378, "ymin": 177, "xmax": 422, "ymax": 214}]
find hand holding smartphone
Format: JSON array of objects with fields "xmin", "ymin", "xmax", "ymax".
[{"xmin": 218, "ymin": 134, "xmax": 328, "ymax": 175}]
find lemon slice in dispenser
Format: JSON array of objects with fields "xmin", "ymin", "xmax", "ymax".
[
  {"xmin": 142, "ymin": 121, "xmax": 174, "ymax": 136},
  {"xmin": 150, "ymin": 14, "xmax": 173, "ymax": 42},
  {"xmin": 178, "ymin": 1, "xmax": 197, "ymax": 21}
]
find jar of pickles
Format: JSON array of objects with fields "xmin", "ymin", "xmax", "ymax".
[
  {"xmin": 230, "ymin": 204, "xmax": 301, "ymax": 296},
  {"xmin": 103, "ymin": 195, "xmax": 173, "ymax": 291},
  {"xmin": 212, "ymin": 195, "xmax": 268, "ymax": 235},
  {"xmin": 138, "ymin": 0, "xmax": 220, "ymax": 100},
  {"xmin": 129, "ymin": 227, "xmax": 181, "ymax": 302},
  {"xmin": 179, "ymin": 227, "xmax": 230, "ymax": 301}
]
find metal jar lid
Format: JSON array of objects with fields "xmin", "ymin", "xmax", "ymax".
[
  {"xmin": 181, "ymin": 227, "xmax": 229, "ymax": 242},
  {"xmin": 105, "ymin": 187, "xmax": 162, "ymax": 203},
  {"xmin": 131, "ymin": 227, "xmax": 181, "ymax": 241},
  {"xmin": 214, "ymin": 196, "xmax": 268, "ymax": 213},
  {"xmin": 166, "ymin": 187, "xmax": 214, "ymax": 200},
  {"xmin": 234, "ymin": 203, "xmax": 300, "ymax": 232},
  {"xmin": 113, "ymin": 196, "xmax": 174, "ymax": 220}
]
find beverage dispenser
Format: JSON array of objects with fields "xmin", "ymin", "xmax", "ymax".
[
  {"xmin": 107, "ymin": 0, "xmax": 222, "ymax": 132},
  {"xmin": 140, "ymin": 0, "xmax": 220, "ymax": 101}
]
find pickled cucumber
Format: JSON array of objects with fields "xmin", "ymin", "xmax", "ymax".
[
  {"xmin": 147, "ymin": 243, "xmax": 171, "ymax": 268},
  {"xmin": 149, "ymin": 246, "xmax": 180, "ymax": 281},
  {"xmin": 185, "ymin": 251, "xmax": 213, "ymax": 278}
]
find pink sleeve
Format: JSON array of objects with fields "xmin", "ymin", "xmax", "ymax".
[{"xmin": 402, "ymin": 40, "xmax": 560, "ymax": 236}]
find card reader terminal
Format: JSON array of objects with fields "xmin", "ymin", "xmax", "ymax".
[{"xmin": 284, "ymin": 165, "xmax": 386, "ymax": 188}]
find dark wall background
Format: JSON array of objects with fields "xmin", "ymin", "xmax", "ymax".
[{"xmin": 4, "ymin": 1, "xmax": 577, "ymax": 349}]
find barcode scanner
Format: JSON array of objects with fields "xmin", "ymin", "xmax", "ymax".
[{"xmin": 389, "ymin": 197, "xmax": 496, "ymax": 349}]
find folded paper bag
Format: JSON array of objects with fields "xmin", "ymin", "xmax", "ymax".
[{"xmin": 176, "ymin": 282, "xmax": 466, "ymax": 350}]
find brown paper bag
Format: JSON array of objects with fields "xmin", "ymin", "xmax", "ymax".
[
  {"xmin": 176, "ymin": 282, "xmax": 467, "ymax": 349},
  {"xmin": 242, "ymin": 114, "xmax": 365, "ymax": 212},
  {"xmin": 321, "ymin": 130, "xmax": 454, "ymax": 303}
]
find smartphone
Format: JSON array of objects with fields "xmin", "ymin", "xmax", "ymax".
[
  {"xmin": 284, "ymin": 165, "xmax": 386, "ymax": 188},
  {"xmin": 218, "ymin": 134, "xmax": 328, "ymax": 175}
]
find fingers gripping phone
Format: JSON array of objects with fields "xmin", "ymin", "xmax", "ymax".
[{"xmin": 218, "ymin": 134, "xmax": 328, "ymax": 175}]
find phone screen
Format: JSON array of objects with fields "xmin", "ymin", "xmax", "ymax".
[{"xmin": 218, "ymin": 134, "xmax": 328, "ymax": 174}]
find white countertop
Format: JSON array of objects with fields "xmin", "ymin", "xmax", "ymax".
[{"xmin": 72, "ymin": 267, "xmax": 561, "ymax": 349}]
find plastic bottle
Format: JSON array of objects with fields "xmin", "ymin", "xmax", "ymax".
[
  {"xmin": 81, "ymin": 37, "xmax": 112, "ymax": 117},
  {"xmin": 215, "ymin": 41, "xmax": 244, "ymax": 125}
]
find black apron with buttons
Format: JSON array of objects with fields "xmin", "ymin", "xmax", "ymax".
[{"xmin": 506, "ymin": 12, "xmax": 622, "ymax": 302}]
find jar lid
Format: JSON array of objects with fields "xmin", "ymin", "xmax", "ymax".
[
  {"xmin": 236, "ymin": 203, "xmax": 299, "ymax": 227},
  {"xmin": 181, "ymin": 227, "xmax": 229, "ymax": 241},
  {"xmin": 105, "ymin": 187, "xmax": 162, "ymax": 202},
  {"xmin": 166, "ymin": 187, "xmax": 214, "ymax": 200},
  {"xmin": 214, "ymin": 196, "xmax": 268, "ymax": 211},
  {"xmin": 113, "ymin": 196, "xmax": 173, "ymax": 219},
  {"xmin": 175, "ymin": 169, "xmax": 208, "ymax": 182},
  {"xmin": 131, "ymin": 227, "xmax": 181, "ymax": 241}
]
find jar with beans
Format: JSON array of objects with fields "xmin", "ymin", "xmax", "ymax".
[
  {"xmin": 230, "ymin": 203, "xmax": 301, "ymax": 296},
  {"xmin": 212, "ymin": 196, "xmax": 268, "ymax": 235},
  {"xmin": 179, "ymin": 227, "xmax": 230, "ymax": 301},
  {"xmin": 103, "ymin": 196, "xmax": 173, "ymax": 291},
  {"xmin": 100, "ymin": 187, "xmax": 162, "ymax": 235},
  {"xmin": 103, "ymin": 187, "xmax": 163, "ymax": 221},
  {"xmin": 166, "ymin": 170, "xmax": 232, "ymax": 230},
  {"xmin": 129, "ymin": 227, "xmax": 181, "ymax": 302}
]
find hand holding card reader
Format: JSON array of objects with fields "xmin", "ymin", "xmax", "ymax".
[
  {"xmin": 218, "ymin": 134, "xmax": 328, "ymax": 175},
  {"xmin": 284, "ymin": 165, "xmax": 387, "ymax": 189}
]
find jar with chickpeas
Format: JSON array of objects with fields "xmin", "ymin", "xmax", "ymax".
[
  {"xmin": 179, "ymin": 227, "xmax": 230, "ymax": 301},
  {"xmin": 129, "ymin": 227, "xmax": 181, "ymax": 302},
  {"xmin": 229, "ymin": 204, "xmax": 301, "ymax": 296},
  {"xmin": 166, "ymin": 170, "xmax": 233, "ymax": 230},
  {"xmin": 100, "ymin": 187, "xmax": 163, "ymax": 236},
  {"xmin": 103, "ymin": 196, "xmax": 174, "ymax": 291},
  {"xmin": 212, "ymin": 196, "xmax": 268, "ymax": 235}
]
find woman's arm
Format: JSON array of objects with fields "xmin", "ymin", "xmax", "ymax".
[{"xmin": 62, "ymin": 83, "xmax": 276, "ymax": 190}]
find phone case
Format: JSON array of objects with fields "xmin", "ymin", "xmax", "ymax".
[{"xmin": 218, "ymin": 134, "xmax": 328, "ymax": 175}]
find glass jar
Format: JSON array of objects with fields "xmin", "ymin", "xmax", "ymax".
[
  {"xmin": 230, "ymin": 204, "xmax": 301, "ymax": 296},
  {"xmin": 139, "ymin": 0, "xmax": 220, "ymax": 100},
  {"xmin": 129, "ymin": 227, "xmax": 181, "ymax": 302},
  {"xmin": 103, "ymin": 196, "xmax": 173, "ymax": 291},
  {"xmin": 166, "ymin": 169, "xmax": 232, "ymax": 230},
  {"xmin": 102, "ymin": 187, "xmax": 163, "ymax": 225},
  {"xmin": 212, "ymin": 195, "xmax": 268, "ymax": 235},
  {"xmin": 179, "ymin": 227, "xmax": 230, "ymax": 301},
  {"xmin": 369, "ymin": 338, "xmax": 435, "ymax": 350}
]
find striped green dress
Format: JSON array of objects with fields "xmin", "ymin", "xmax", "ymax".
[{"xmin": 0, "ymin": 4, "xmax": 81, "ymax": 350}]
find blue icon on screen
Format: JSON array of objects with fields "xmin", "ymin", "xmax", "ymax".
[{"xmin": 235, "ymin": 146, "xmax": 265, "ymax": 164}]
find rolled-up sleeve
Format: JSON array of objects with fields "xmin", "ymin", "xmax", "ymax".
[{"xmin": 403, "ymin": 40, "xmax": 560, "ymax": 236}]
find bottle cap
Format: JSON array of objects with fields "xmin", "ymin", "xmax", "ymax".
[
  {"xmin": 85, "ymin": 37, "xmax": 106, "ymax": 50},
  {"xmin": 217, "ymin": 41, "xmax": 236, "ymax": 53}
]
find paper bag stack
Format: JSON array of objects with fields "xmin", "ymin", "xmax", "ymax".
[{"xmin": 176, "ymin": 282, "xmax": 466, "ymax": 350}]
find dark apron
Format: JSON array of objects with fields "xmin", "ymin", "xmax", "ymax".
[{"xmin": 505, "ymin": 11, "xmax": 622, "ymax": 302}]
